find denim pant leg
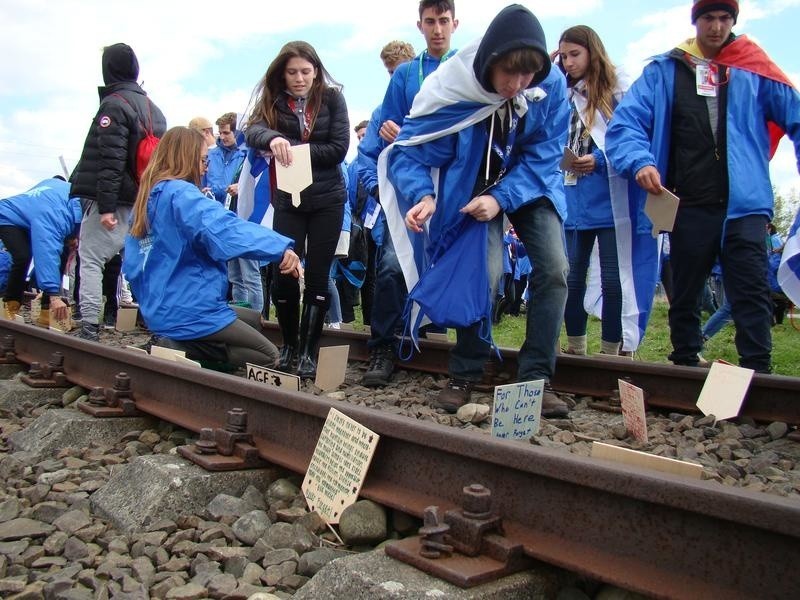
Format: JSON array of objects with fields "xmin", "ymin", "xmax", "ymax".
[
  {"xmin": 597, "ymin": 227, "xmax": 622, "ymax": 343},
  {"xmin": 449, "ymin": 216, "xmax": 503, "ymax": 381},
  {"xmin": 668, "ymin": 205, "xmax": 725, "ymax": 364},
  {"xmin": 327, "ymin": 274, "xmax": 342, "ymax": 323},
  {"xmin": 721, "ymin": 215, "xmax": 772, "ymax": 372},
  {"xmin": 564, "ymin": 229, "xmax": 594, "ymax": 336},
  {"xmin": 231, "ymin": 258, "xmax": 265, "ymax": 313},
  {"xmin": 702, "ymin": 300, "xmax": 732, "ymax": 339},
  {"xmin": 368, "ymin": 222, "xmax": 408, "ymax": 350},
  {"xmin": 508, "ymin": 199, "xmax": 569, "ymax": 382}
]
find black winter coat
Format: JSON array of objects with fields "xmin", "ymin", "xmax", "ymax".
[
  {"xmin": 246, "ymin": 87, "xmax": 349, "ymax": 212},
  {"xmin": 70, "ymin": 81, "xmax": 167, "ymax": 214}
]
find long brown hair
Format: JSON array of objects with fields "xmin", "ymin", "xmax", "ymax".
[
  {"xmin": 246, "ymin": 41, "xmax": 340, "ymax": 134},
  {"xmin": 130, "ymin": 126, "xmax": 205, "ymax": 238},
  {"xmin": 559, "ymin": 25, "xmax": 618, "ymax": 130}
]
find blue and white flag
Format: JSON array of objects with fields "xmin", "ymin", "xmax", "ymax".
[
  {"xmin": 377, "ymin": 38, "xmax": 536, "ymax": 336},
  {"xmin": 570, "ymin": 72, "xmax": 659, "ymax": 351},
  {"xmin": 778, "ymin": 209, "xmax": 800, "ymax": 305},
  {"xmin": 236, "ymin": 148, "xmax": 274, "ymax": 229}
]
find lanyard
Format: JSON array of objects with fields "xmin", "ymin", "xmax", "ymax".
[
  {"xmin": 491, "ymin": 103, "xmax": 519, "ymax": 175},
  {"xmin": 417, "ymin": 49, "xmax": 457, "ymax": 87}
]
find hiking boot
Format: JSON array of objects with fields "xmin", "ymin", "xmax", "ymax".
[
  {"xmin": 362, "ymin": 346, "xmax": 395, "ymax": 387},
  {"xmin": 36, "ymin": 309, "xmax": 50, "ymax": 328},
  {"xmin": 542, "ymin": 383, "xmax": 569, "ymax": 418},
  {"xmin": 435, "ymin": 378, "xmax": 472, "ymax": 413},
  {"xmin": 77, "ymin": 322, "xmax": 100, "ymax": 342},
  {"xmin": 3, "ymin": 300, "xmax": 21, "ymax": 320}
]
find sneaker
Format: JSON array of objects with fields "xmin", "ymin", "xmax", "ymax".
[
  {"xmin": 77, "ymin": 322, "xmax": 100, "ymax": 342},
  {"xmin": 542, "ymin": 383, "xmax": 569, "ymax": 418},
  {"xmin": 102, "ymin": 311, "xmax": 117, "ymax": 331},
  {"xmin": 435, "ymin": 378, "xmax": 472, "ymax": 413},
  {"xmin": 362, "ymin": 346, "xmax": 395, "ymax": 387}
]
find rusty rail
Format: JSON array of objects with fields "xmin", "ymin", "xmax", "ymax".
[
  {"xmin": 2, "ymin": 321, "xmax": 799, "ymax": 599},
  {"xmin": 263, "ymin": 324, "xmax": 800, "ymax": 425}
]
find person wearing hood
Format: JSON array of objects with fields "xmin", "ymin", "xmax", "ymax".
[
  {"xmin": 383, "ymin": 4, "xmax": 570, "ymax": 416},
  {"xmin": 0, "ymin": 177, "xmax": 81, "ymax": 325},
  {"xmin": 70, "ymin": 43, "xmax": 167, "ymax": 342},
  {"xmin": 606, "ymin": 0, "xmax": 800, "ymax": 374}
]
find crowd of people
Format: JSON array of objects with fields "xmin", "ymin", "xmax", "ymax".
[{"xmin": 2, "ymin": 0, "xmax": 799, "ymax": 416}]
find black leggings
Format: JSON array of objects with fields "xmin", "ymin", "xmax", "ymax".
[{"xmin": 271, "ymin": 203, "xmax": 343, "ymax": 308}]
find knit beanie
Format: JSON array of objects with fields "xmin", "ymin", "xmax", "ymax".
[
  {"xmin": 691, "ymin": 0, "xmax": 739, "ymax": 23},
  {"xmin": 102, "ymin": 43, "xmax": 140, "ymax": 85}
]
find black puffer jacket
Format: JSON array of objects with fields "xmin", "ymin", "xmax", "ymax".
[
  {"xmin": 70, "ymin": 44, "xmax": 167, "ymax": 214},
  {"xmin": 246, "ymin": 87, "xmax": 349, "ymax": 212}
]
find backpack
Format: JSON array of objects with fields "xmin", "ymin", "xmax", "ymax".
[{"xmin": 111, "ymin": 93, "xmax": 160, "ymax": 182}]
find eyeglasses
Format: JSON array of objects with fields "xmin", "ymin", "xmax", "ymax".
[{"xmin": 201, "ymin": 156, "xmax": 209, "ymax": 166}]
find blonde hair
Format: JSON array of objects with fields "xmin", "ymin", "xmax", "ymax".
[
  {"xmin": 130, "ymin": 127, "xmax": 205, "ymax": 238},
  {"xmin": 559, "ymin": 25, "xmax": 618, "ymax": 130},
  {"xmin": 380, "ymin": 40, "xmax": 415, "ymax": 64}
]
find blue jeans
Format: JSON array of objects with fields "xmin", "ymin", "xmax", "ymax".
[
  {"xmin": 450, "ymin": 199, "xmax": 568, "ymax": 382},
  {"xmin": 702, "ymin": 299, "xmax": 732, "ymax": 340},
  {"xmin": 368, "ymin": 223, "xmax": 407, "ymax": 349},
  {"xmin": 564, "ymin": 227, "xmax": 622, "ymax": 343},
  {"xmin": 228, "ymin": 258, "xmax": 264, "ymax": 313},
  {"xmin": 327, "ymin": 274, "xmax": 342, "ymax": 323}
]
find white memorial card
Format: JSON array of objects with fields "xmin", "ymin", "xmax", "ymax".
[
  {"xmin": 246, "ymin": 362, "xmax": 300, "ymax": 392},
  {"xmin": 275, "ymin": 143, "xmax": 312, "ymax": 207},
  {"xmin": 315, "ymin": 345, "xmax": 349, "ymax": 392},
  {"xmin": 302, "ymin": 408, "xmax": 379, "ymax": 524},
  {"xmin": 618, "ymin": 379, "xmax": 648, "ymax": 443},
  {"xmin": 644, "ymin": 188, "xmax": 680, "ymax": 238},
  {"xmin": 592, "ymin": 442, "xmax": 703, "ymax": 479},
  {"xmin": 696, "ymin": 361, "xmax": 754, "ymax": 421},
  {"xmin": 491, "ymin": 379, "xmax": 545, "ymax": 440}
]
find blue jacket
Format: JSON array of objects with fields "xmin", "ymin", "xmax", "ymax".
[
  {"xmin": 564, "ymin": 147, "xmax": 613, "ymax": 230},
  {"xmin": 389, "ymin": 66, "xmax": 569, "ymax": 241},
  {"xmin": 207, "ymin": 139, "xmax": 246, "ymax": 203},
  {"xmin": 123, "ymin": 180, "xmax": 293, "ymax": 340},
  {"xmin": 607, "ymin": 52, "xmax": 800, "ymax": 224},
  {"xmin": 0, "ymin": 178, "xmax": 81, "ymax": 294}
]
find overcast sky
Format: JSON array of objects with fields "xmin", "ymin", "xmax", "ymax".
[{"xmin": 0, "ymin": 0, "xmax": 798, "ymax": 200}]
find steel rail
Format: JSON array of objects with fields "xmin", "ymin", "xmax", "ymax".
[
  {"xmin": 262, "ymin": 324, "xmax": 800, "ymax": 424},
  {"xmin": 2, "ymin": 320, "xmax": 799, "ymax": 599}
]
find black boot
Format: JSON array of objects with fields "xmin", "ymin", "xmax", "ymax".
[
  {"xmin": 297, "ymin": 303, "xmax": 326, "ymax": 379},
  {"xmin": 274, "ymin": 300, "xmax": 299, "ymax": 372}
]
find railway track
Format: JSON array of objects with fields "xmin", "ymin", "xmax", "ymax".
[{"xmin": 2, "ymin": 319, "xmax": 799, "ymax": 599}]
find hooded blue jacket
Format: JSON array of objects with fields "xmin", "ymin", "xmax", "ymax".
[
  {"xmin": 123, "ymin": 180, "xmax": 292, "ymax": 340},
  {"xmin": 207, "ymin": 139, "xmax": 246, "ymax": 203},
  {"xmin": 0, "ymin": 178, "xmax": 81, "ymax": 294},
  {"xmin": 606, "ymin": 51, "xmax": 800, "ymax": 225}
]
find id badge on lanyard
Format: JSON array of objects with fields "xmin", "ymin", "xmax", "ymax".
[{"xmin": 696, "ymin": 63, "xmax": 717, "ymax": 97}]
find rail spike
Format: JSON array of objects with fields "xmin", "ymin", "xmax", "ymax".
[{"xmin": 21, "ymin": 351, "xmax": 69, "ymax": 388}]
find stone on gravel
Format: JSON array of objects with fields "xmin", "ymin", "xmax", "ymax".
[
  {"xmin": 297, "ymin": 547, "xmax": 351, "ymax": 576},
  {"xmin": 766, "ymin": 422, "xmax": 788, "ymax": 441},
  {"xmin": 0, "ymin": 517, "xmax": 54, "ymax": 540},
  {"xmin": 232, "ymin": 510, "xmax": 271, "ymax": 546},
  {"xmin": 338, "ymin": 500, "xmax": 387, "ymax": 546},
  {"xmin": 456, "ymin": 403, "xmax": 490, "ymax": 424}
]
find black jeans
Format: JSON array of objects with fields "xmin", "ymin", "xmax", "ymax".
[
  {"xmin": 0, "ymin": 226, "xmax": 32, "ymax": 303},
  {"xmin": 669, "ymin": 204, "xmax": 771, "ymax": 372},
  {"xmin": 271, "ymin": 203, "xmax": 343, "ymax": 308}
]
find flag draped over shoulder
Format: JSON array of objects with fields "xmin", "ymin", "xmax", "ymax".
[
  {"xmin": 571, "ymin": 72, "xmax": 659, "ymax": 351},
  {"xmin": 678, "ymin": 35, "xmax": 796, "ymax": 158},
  {"xmin": 376, "ymin": 38, "xmax": 535, "ymax": 349},
  {"xmin": 236, "ymin": 148, "xmax": 274, "ymax": 228},
  {"xmin": 779, "ymin": 209, "xmax": 800, "ymax": 306}
]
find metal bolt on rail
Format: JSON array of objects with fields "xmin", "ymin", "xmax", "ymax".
[
  {"xmin": 0, "ymin": 335, "xmax": 18, "ymax": 364},
  {"xmin": 21, "ymin": 351, "xmax": 69, "ymax": 387},
  {"xmin": 177, "ymin": 408, "xmax": 267, "ymax": 471},
  {"xmin": 418, "ymin": 506, "xmax": 453, "ymax": 559},
  {"xmin": 386, "ymin": 483, "xmax": 534, "ymax": 588},
  {"xmin": 77, "ymin": 372, "xmax": 142, "ymax": 418}
]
